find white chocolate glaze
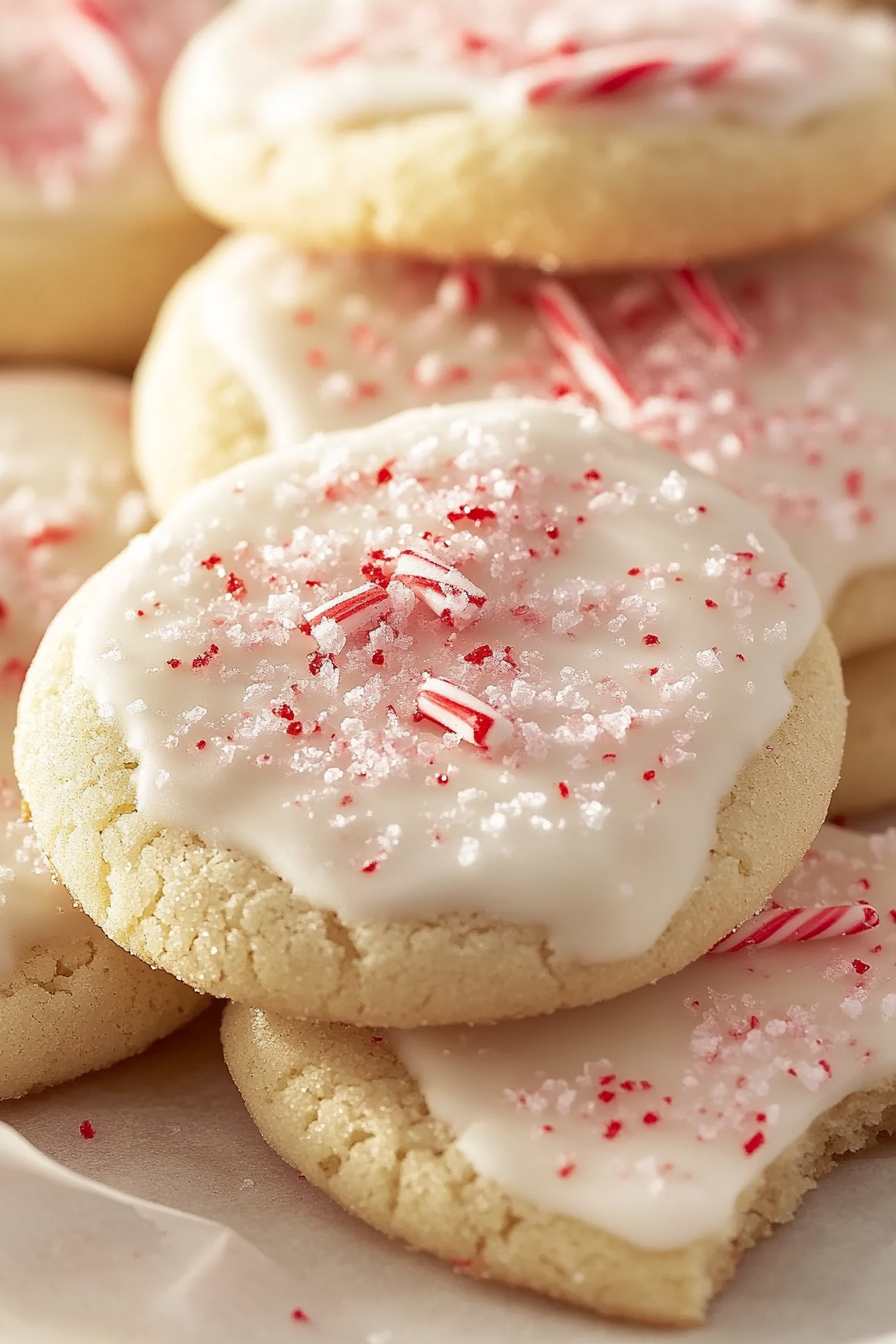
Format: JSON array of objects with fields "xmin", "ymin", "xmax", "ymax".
[
  {"xmin": 0, "ymin": 370, "xmax": 147, "ymax": 972},
  {"xmin": 0, "ymin": 0, "xmax": 223, "ymax": 212},
  {"xmin": 202, "ymin": 237, "xmax": 559, "ymax": 452},
  {"xmin": 392, "ymin": 825, "xmax": 896, "ymax": 1251},
  {"xmin": 203, "ymin": 213, "xmax": 896, "ymax": 613},
  {"xmin": 72, "ymin": 400, "xmax": 820, "ymax": 960},
  {"xmin": 169, "ymin": 0, "xmax": 896, "ymax": 137}
]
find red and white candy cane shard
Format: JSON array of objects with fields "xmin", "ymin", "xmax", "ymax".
[
  {"xmin": 436, "ymin": 265, "xmax": 487, "ymax": 315},
  {"xmin": 53, "ymin": 2, "xmax": 142, "ymax": 115},
  {"xmin": 393, "ymin": 547, "xmax": 487, "ymax": 625},
  {"xmin": 306, "ymin": 583, "xmax": 391, "ymax": 641},
  {"xmin": 416, "ymin": 676, "xmax": 513, "ymax": 751},
  {"xmin": 665, "ymin": 268, "xmax": 753, "ymax": 357},
  {"xmin": 532, "ymin": 280, "xmax": 636, "ymax": 425},
  {"xmin": 515, "ymin": 42, "xmax": 737, "ymax": 107},
  {"xmin": 710, "ymin": 902, "xmax": 879, "ymax": 955}
]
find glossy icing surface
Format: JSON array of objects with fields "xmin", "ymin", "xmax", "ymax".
[
  {"xmin": 171, "ymin": 0, "xmax": 896, "ymax": 134},
  {"xmin": 73, "ymin": 400, "xmax": 818, "ymax": 959},
  {"xmin": 392, "ymin": 826, "xmax": 896, "ymax": 1250},
  {"xmin": 0, "ymin": 371, "xmax": 146, "ymax": 971},
  {"xmin": 203, "ymin": 213, "xmax": 896, "ymax": 611}
]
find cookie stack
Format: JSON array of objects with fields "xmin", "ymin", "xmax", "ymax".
[
  {"xmin": 0, "ymin": 4, "xmax": 224, "ymax": 1104},
  {"xmin": 11, "ymin": 0, "xmax": 896, "ymax": 1330}
]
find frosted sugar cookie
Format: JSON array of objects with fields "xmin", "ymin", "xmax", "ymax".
[
  {"xmin": 0, "ymin": 372, "xmax": 204, "ymax": 1099},
  {"xmin": 222, "ymin": 825, "xmax": 896, "ymax": 1326},
  {"xmin": 17, "ymin": 401, "xmax": 843, "ymax": 1026},
  {"xmin": 136, "ymin": 213, "xmax": 896, "ymax": 661},
  {"xmin": 832, "ymin": 645, "xmax": 896, "ymax": 816},
  {"xmin": 0, "ymin": 0, "xmax": 222, "ymax": 370},
  {"xmin": 162, "ymin": 0, "xmax": 896, "ymax": 269}
]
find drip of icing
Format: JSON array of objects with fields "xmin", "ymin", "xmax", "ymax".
[
  {"xmin": 72, "ymin": 400, "xmax": 820, "ymax": 961},
  {"xmin": 0, "ymin": 0, "xmax": 223, "ymax": 206},
  {"xmin": 0, "ymin": 371, "xmax": 147, "ymax": 972},
  {"xmin": 172, "ymin": 0, "xmax": 896, "ymax": 135},
  {"xmin": 391, "ymin": 825, "xmax": 896, "ymax": 1251},
  {"xmin": 202, "ymin": 213, "xmax": 896, "ymax": 611}
]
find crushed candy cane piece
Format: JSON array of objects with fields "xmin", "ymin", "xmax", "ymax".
[
  {"xmin": 710, "ymin": 901, "xmax": 879, "ymax": 954},
  {"xmin": 305, "ymin": 583, "xmax": 391, "ymax": 642},
  {"xmin": 392, "ymin": 546, "xmax": 486, "ymax": 625},
  {"xmin": 416, "ymin": 676, "xmax": 512, "ymax": 751},
  {"xmin": 532, "ymin": 280, "xmax": 635, "ymax": 424}
]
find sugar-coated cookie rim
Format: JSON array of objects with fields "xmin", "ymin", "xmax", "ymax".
[
  {"xmin": 15, "ymin": 561, "xmax": 845, "ymax": 1026},
  {"xmin": 162, "ymin": 87, "xmax": 896, "ymax": 267},
  {"xmin": 221, "ymin": 1002, "xmax": 896, "ymax": 1327},
  {"xmin": 0, "ymin": 924, "xmax": 205, "ymax": 1101}
]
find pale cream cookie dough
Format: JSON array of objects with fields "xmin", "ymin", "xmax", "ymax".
[
  {"xmin": 162, "ymin": 0, "xmax": 896, "ymax": 269},
  {"xmin": 222, "ymin": 825, "xmax": 896, "ymax": 1327},
  {"xmin": 832, "ymin": 644, "xmax": 896, "ymax": 816},
  {"xmin": 17, "ymin": 401, "xmax": 844, "ymax": 1026},
  {"xmin": 0, "ymin": 0, "xmax": 223, "ymax": 371},
  {"xmin": 0, "ymin": 371, "xmax": 204, "ymax": 1100},
  {"xmin": 136, "ymin": 213, "xmax": 896, "ymax": 662}
]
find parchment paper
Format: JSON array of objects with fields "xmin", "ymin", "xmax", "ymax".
[{"xmin": 0, "ymin": 1008, "xmax": 895, "ymax": 1344}]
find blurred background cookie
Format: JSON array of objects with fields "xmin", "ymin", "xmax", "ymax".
[
  {"xmin": 162, "ymin": 0, "xmax": 896, "ymax": 269},
  {"xmin": 0, "ymin": 0, "xmax": 223, "ymax": 370},
  {"xmin": 0, "ymin": 371, "xmax": 204, "ymax": 1099}
]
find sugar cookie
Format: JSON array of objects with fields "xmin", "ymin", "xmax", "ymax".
[
  {"xmin": 832, "ymin": 645, "xmax": 896, "ymax": 817},
  {"xmin": 17, "ymin": 401, "xmax": 843, "ymax": 1025},
  {"xmin": 162, "ymin": 0, "xmax": 896, "ymax": 269},
  {"xmin": 0, "ymin": 371, "xmax": 204, "ymax": 1099},
  {"xmin": 221, "ymin": 825, "xmax": 896, "ymax": 1327},
  {"xmin": 135, "ymin": 213, "xmax": 896, "ymax": 660},
  {"xmin": 0, "ymin": 0, "xmax": 222, "ymax": 370}
]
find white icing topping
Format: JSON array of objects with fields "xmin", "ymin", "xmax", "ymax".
[
  {"xmin": 203, "ymin": 237, "xmax": 559, "ymax": 452},
  {"xmin": 204, "ymin": 215, "xmax": 896, "ymax": 612},
  {"xmin": 171, "ymin": 0, "xmax": 896, "ymax": 136},
  {"xmin": 0, "ymin": 0, "xmax": 223, "ymax": 210},
  {"xmin": 0, "ymin": 371, "xmax": 147, "ymax": 972},
  {"xmin": 72, "ymin": 400, "xmax": 820, "ymax": 960},
  {"xmin": 392, "ymin": 825, "xmax": 896, "ymax": 1251}
]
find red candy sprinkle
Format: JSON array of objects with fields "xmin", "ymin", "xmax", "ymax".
[
  {"xmin": 743, "ymin": 1132, "xmax": 765, "ymax": 1156},
  {"xmin": 604, "ymin": 1120, "xmax": 623, "ymax": 1140},
  {"xmin": 199, "ymin": 555, "xmax": 221, "ymax": 569},
  {"xmin": 79, "ymin": 1120, "xmax": 95, "ymax": 1140},
  {"xmin": 558, "ymin": 781, "xmax": 570, "ymax": 799},
  {"xmin": 642, "ymin": 634, "xmax": 660, "ymax": 645},
  {"xmin": 226, "ymin": 572, "xmax": 247, "ymax": 600},
  {"xmin": 446, "ymin": 504, "xmax": 496, "ymax": 524},
  {"xmin": 191, "ymin": 643, "xmax": 219, "ymax": 669}
]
